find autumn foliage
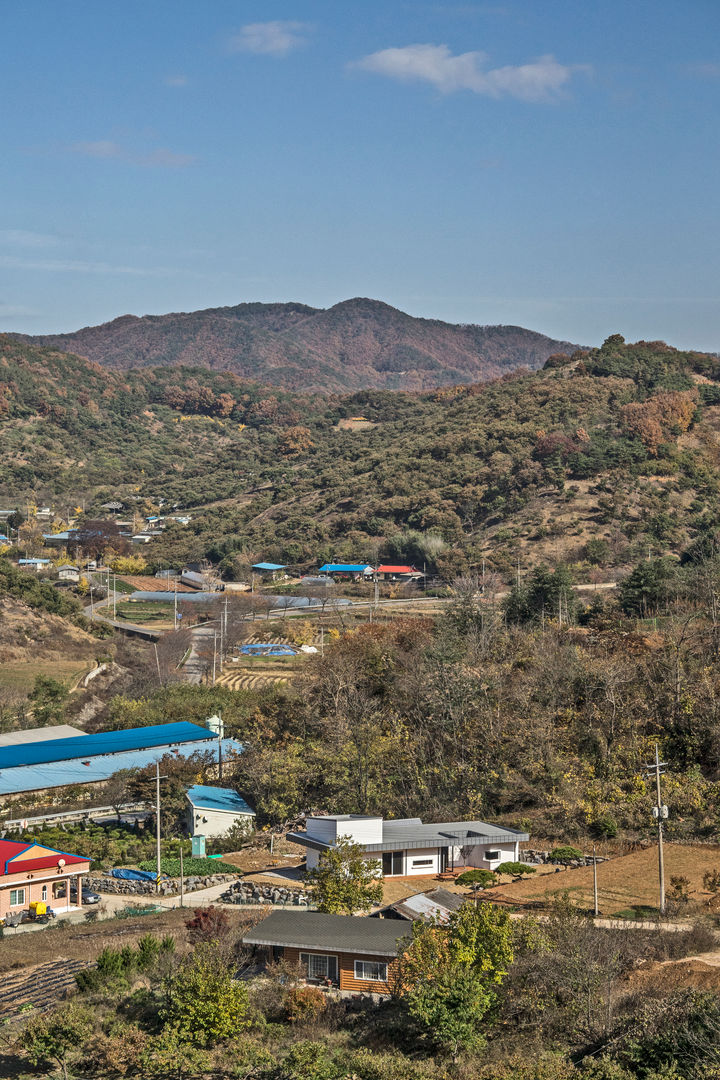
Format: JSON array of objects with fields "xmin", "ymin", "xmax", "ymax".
[{"xmin": 620, "ymin": 389, "xmax": 697, "ymax": 454}]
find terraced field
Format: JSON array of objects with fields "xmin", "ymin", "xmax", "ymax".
[
  {"xmin": 216, "ymin": 633, "xmax": 311, "ymax": 691},
  {"xmin": 0, "ymin": 958, "xmax": 91, "ymax": 1020}
]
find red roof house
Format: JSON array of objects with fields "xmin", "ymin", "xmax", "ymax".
[
  {"xmin": 0, "ymin": 839, "xmax": 91, "ymax": 920},
  {"xmin": 376, "ymin": 565, "xmax": 418, "ymax": 579}
]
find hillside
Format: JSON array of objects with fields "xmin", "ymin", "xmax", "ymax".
[
  {"xmin": 2, "ymin": 333, "xmax": 720, "ymax": 579},
  {"xmin": 11, "ymin": 297, "xmax": 579, "ymax": 392}
]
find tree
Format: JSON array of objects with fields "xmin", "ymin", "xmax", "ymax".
[
  {"xmin": 141, "ymin": 1025, "xmax": 213, "ymax": 1080},
  {"xmin": 20, "ymin": 1004, "xmax": 93, "ymax": 1080},
  {"xmin": 397, "ymin": 901, "xmax": 513, "ymax": 1057},
  {"xmin": 305, "ymin": 836, "xmax": 383, "ymax": 914},
  {"xmin": 29, "ymin": 675, "xmax": 69, "ymax": 725},
  {"xmin": 103, "ymin": 768, "xmax": 139, "ymax": 820},
  {"xmin": 160, "ymin": 943, "xmax": 250, "ymax": 1046}
]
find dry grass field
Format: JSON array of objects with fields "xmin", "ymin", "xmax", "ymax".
[
  {"xmin": 0, "ymin": 658, "xmax": 94, "ymax": 698},
  {"xmin": 497, "ymin": 844, "xmax": 720, "ymax": 916}
]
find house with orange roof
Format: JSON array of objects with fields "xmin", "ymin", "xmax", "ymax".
[{"xmin": 0, "ymin": 838, "xmax": 91, "ymax": 920}]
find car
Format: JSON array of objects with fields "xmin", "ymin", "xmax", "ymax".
[{"xmin": 70, "ymin": 885, "xmax": 101, "ymax": 905}]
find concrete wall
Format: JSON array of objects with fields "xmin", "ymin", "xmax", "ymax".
[
  {"xmin": 306, "ymin": 816, "xmax": 383, "ymax": 845},
  {"xmin": 187, "ymin": 806, "xmax": 254, "ymax": 839},
  {"xmin": 462, "ymin": 841, "xmax": 519, "ymax": 870}
]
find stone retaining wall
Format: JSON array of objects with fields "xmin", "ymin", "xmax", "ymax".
[
  {"xmin": 221, "ymin": 880, "xmax": 313, "ymax": 907},
  {"xmin": 86, "ymin": 873, "xmax": 237, "ymax": 897},
  {"xmin": 522, "ymin": 849, "xmax": 608, "ymax": 868}
]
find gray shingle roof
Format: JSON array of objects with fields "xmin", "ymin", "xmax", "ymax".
[
  {"xmin": 288, "ymin": 817, "xmax": 529, "ymax": 854},
  {"xmin": 242, "ymin": 910, "xmax": 410, "ymax": 957}
]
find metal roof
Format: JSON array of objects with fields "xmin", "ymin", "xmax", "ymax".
[
  {"xmin": 379, "ymin": 888, "xmax": 466, "ymax": 922},
  {"xmin": 252, "ymin": 562, "xmax": 286, "ymax": 571},
  {"xmin": 0, "ymin": 721, "xmax": 217, "ymax": 770},
  {"xmin": 243, "ymin": 911, "xmax": 409, "ymax": 957},
  {"xmin": 186, "ymin": 784, "xmax": 255, "ymax": 815},
  {"xmin": 289, "ymin": 817, "xmax": 529, "ymax": 855},
  {"xmin": 0, "ymin": 737, "xmax": 243, "ymax": 796},
  {"xmin": 318, "ymin": 564, "xmax": 374, "ymax": 573},
  {"xmin": 0, "ymin": 725, "xmax": 84, "ymax": 747}
]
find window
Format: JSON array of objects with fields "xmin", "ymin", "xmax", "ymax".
[
  {"xmin": 41, "ymin": 886, "xmax": 48, "ymax": 902},
  {"xmin": 382, "ymin": 851, "xmax": 404, "ymax": 876},
  {"xmin": 354, "ymin": 960, "xmax": 388, "ymax": 982},
  {"xmin": 485, "ymin": 850, "xmax": 501, "ymax": 861},
  {"xmin": 300, "ymin": 953, "xmax": 338, "ymax": 982},
  {"xmin": 411, "ymin": 858, "xmax": 434, "ymax": 868},
  {"xmin": 9, "ymin": 889, "xmax": 25, "ymax": 907}
]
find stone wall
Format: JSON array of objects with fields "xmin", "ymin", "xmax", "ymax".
[
  {"xmin": 522, "ymin": 849, "xmax": 608, "ymax": 868},
  {"xmin": 220, "ymin": 880, "xmax": 313, "ymax": 907},
  {"xmin": 85, "ymin": 873, "xmax": 237, "ymax": 897}
]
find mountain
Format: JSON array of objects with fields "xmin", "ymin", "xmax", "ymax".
[
  {"xmin": 2, "ymin": 333, "xmax": 720, "ymax": 581},
  {"xmin": 11, "ymin": 298, "xmax": 580, "ymax": 392}
]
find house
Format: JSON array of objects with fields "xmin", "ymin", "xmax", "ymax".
[
  {"xmin": 288, "ymin": 815, "xmax": 529, "ymax": 877},
  {"xmin": 0, "ymin": 534, "xmax": 11, "ymax": 545},
  {"xmin": 0, "ymin": 838, "xmax": 91, "ymax": 921},
  {"xmin": 42, "ymin": 530, "xmax": 78, "ymax": 547},
  {"xmin": 186, "ymin": 785, "xmax": 255, "ymax": 838},
  {"xmin": 371, "ymin": 887, "xmax": 466, "ymax": 923},
  {"xmin": 252, "ymin": 562, "xmax": 287, "ymax": 580},
  {"xmin": 17, "ymin": 558, "xmax": 51, "ymax": 571},
  {"xmin": 317, "ymin": 564, "xmax": 374, "ymax": 580},
  {"xmin": 242, "ymin": 910, "xmax": 408, "ymax": 996},
  {"xmin": 57, "ymin": 565, "xmax": 80, "ymax": 582},
  {"xmin": 376, "ymin": 564, "xmax": 420, "ymax": 581}
]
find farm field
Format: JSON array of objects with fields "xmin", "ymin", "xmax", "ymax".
[
  {"xmin": 500, "ymin": 844, "xmax": 720, "ymax": 916},
  {"xmin": 101, "ymin": 600, "xmax": 175, "ymax": 627},
  {"xmin": 0, "ymin": 658, "xmax": 94, "ymax": 698}
]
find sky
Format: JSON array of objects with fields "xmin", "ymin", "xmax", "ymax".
[{"xmin": 1, "ymin": 1, "xmax": 719, "ymax": 350}]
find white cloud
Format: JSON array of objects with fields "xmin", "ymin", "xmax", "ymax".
[
  {"xmin": 0, "ymin": 229, "xmax": 61, "ymax": 249},
  {"xmin": 70, "ymin": 140, "xmax": 195, "ymax": 168},
  {"xmin": 0, "ymin": 254, "xmax": 188, "ymax": 277},
  {"xmin": 351, "ymin": 44, "xmax": 585, "ymax": 102},
  {"xmin": 228, "ymin": 20, "xmax": 309, "ymax": 57},
  {"xmin": 163, "ymin": 74, "xmax": 188, "ymax": 87}
]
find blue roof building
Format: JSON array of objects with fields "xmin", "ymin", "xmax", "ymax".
[
  {"xmin": 318, "ymin": 564, "xmax": 374, "ymax": 576},
  {"xmin": 252, "ymin": 562, "xmax": 287, "ymax": 572},
  {"xmin": 0, "ymin": 722, "xmax": 243, "ymax": 797},
  {"xmin": 186, "ymin": 784, "xmax": 255, "ymax": 838}
]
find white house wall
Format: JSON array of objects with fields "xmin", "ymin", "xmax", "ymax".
[
  {"xmin": 462, "ymin": 842, "xmax": 519, "ymax": 870},
  {"xmin": 189, "ymin": 807, "xmax": 254, "ymax": 839}
]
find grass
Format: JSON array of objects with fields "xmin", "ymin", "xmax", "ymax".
[
  {"xmin": 0, "ymin": 659, "xmax": 92, "ymax": 696},
  {"xmin": 613, "ymin": 905, "xmax": 662, "ymax": 920},
  {"xmin": 110, "ymin": 601, "xmax": 175, "ymax": 623},
  {"xmin": 497, "ymin": 844, "xmax": 720, "ymax": 915}
]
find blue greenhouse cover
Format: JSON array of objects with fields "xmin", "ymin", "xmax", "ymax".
[
  {"xmin": 0, "ymin": 721, "xmax": 217, "ymax": 770},
  {"xmin": 239, "ymin": 643, "xmax": 296, "ymax": 656}
]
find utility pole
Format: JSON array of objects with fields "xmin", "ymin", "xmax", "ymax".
[
  {"xmin": 179, "ymin": 843, "xmax": 184, "ymax": 907},
  {"xmin": 112, "ymin": 574, "xmax": 117, "ymax": 619},
  {"xmin": 212, "ymin": 631, "xmax": 217, "ymax": 685},
  {"xmin": 645, "ymin": 743, "xmax": 668, "ymax": 916},
  {"xmin": 154, "ymin": 643, "xmax": 162, "ymax": 686},
  {"xmin": 592, "ymin": 845, "xmax": 599, "ymax": 917},
  {"xmin": 174, "ymin": 579, "xmax": 178, "ymax": 630},
  {"xmin": 155, "ymin": 762, "xmax": 162, "ymax": 894}
]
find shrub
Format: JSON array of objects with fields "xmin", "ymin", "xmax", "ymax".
[
  {"xmin": 590, "ymin": 815, "xmax": 618, "ymax": 839},
  {"xmin": 550, "ymin": 846, "xmax": 583, "ymax": 861},
  {"xmin": 495, "ymin": 862, "xmax": 536, "ymax": 877},
  {"xmin": 283, "ymin": 985, "xmax": 327, "ymax": 1025},
  {"xmin": 456, "ymin": 869, "xmax": 498, "ymax": 887}
]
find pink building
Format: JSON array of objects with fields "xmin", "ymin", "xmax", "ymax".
[{"xmin": 0, "ymin": 839, "xmax": 91, "ymax": 920}]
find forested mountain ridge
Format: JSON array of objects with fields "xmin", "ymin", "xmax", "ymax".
[
  {"xmin": 2, "ymin": 333, "xmax": 720, "ymax": 578},
  {"xmin": 11, "ymin": 297, "xmax": 579, "ymax": 392}
]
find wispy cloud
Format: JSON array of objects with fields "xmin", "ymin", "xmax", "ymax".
[
  {"xmin": 0, "ymin": 254, "xmax": 190, "ymax": 277},
  {"xmin": 0, "ymin": 229, "xmax": 61, "ymax": 249},
  {"xmin": 686, "ymin": 61, "xmax": 720, "ymax": 80},
  {"xmin": 351, "ymin": 44, "xmax": 586, "ymax": 102},
  {"xmin": 228, "ymin": 20, "xmax": 309, "ymax": 57},
  {"xmin": 163, "ymin": 74, "xmax": 188, "ymax": 87},
  {"xmin": 70, "ymin": 140, "xmax": 195, "ymax": 168}
]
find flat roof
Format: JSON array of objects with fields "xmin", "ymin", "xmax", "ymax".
[
  {"xmin": 243, "ymin": 911, "xmax": 409, "ymax": 957},
  {"xmin": 289, "ymin": 817, "xmax": 529, "ymax": 854},
  {"xmin": 186, "ymin": 784, "xmax": 255, "ymax": 815},
  {"xmin": 0, "ymin": 725, "xmax": 84, "ymax": 748},
  {"xmin": 252, "ymin": 562, "xmax": 286, "ymax": 571},
  {"xmin": 0, "ymin": 721, "xmax": 217, "ymax": 770}
]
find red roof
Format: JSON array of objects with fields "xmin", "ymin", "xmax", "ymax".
[
  {"xmin": 377, "ymin": 565, "xmax": 415, "ymax": 574},
  {"xmin": 0, "ymin": 839, "xmax": 89, "ymax": 877}
]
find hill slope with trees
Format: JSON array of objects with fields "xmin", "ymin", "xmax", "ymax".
[
  {"xmin": 2, "ymin": 333, "xmax": 720, "ymax": 579},
  {"xmin": 11, "ymin": 297, "xmax": 579, "ymax": 392}
]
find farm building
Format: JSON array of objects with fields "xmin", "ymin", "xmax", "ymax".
[
  {"xmin": 57, "ymin": 564, "xmax": 80, "ymax": 582},
  {"xmin": 252, "ymin": 562, "xmax": 287, "ymax": 580},
  {"xmin": 186, "ymin": 785, "xmax": 255, "ymax": 838},
  {"xmin": 0, "ymin": 721, "xmax": 242, "ymax": 797},
  {"xmin": 317, "ymin": 563, "xmax": 374, "ymax": 580},
  {"xmin": 376, "ymin": 564, "xmax": 421, "ymax": 580},
  {"xmin": 288, "ymin": 815, "xmax": 529, "ymax": 877},
  {"xmin": 0, "ymin": 838, "xmax": 91, "ymax": 921},
  {"xmin": 17, "ymin": 558, "xmax": 51, "ymax": 570},
  {"xmin": 371, "ymin": 888, "xmax": 465, "ymax": 922},
  {"xmin": 243, "ymin": 910, "xmax": 407, "ymax": 996}
]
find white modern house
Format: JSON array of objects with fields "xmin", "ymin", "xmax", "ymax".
[
  {"xmin": 288, "ymin": 814, "xmax": 529, "ymax": 878},
  {"xmin": 185, "ymin": 785, "xmax": 256, "ymax": 838}
]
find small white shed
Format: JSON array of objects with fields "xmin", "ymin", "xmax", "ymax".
[{"xmin": 186, "ymin": 784, "xmax": 255, "ymax": 838}]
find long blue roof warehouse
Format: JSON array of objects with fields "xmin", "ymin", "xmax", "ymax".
[{"xmin": 0, "ymin": 722, "xmax": 242, "ymax": 797}]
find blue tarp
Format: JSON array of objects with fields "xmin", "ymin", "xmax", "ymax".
[
  {"xmin": 239, "ymin": 643, "xmax": 297, "ymax": 656},
  {"xmin": 110, "ymin": 867, "xmax": 157, "ymax": 882}
]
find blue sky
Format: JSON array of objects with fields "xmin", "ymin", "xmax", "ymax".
[{"xmin": 1, "ymin": 1, "xmax": 719, "ymax": 349}]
